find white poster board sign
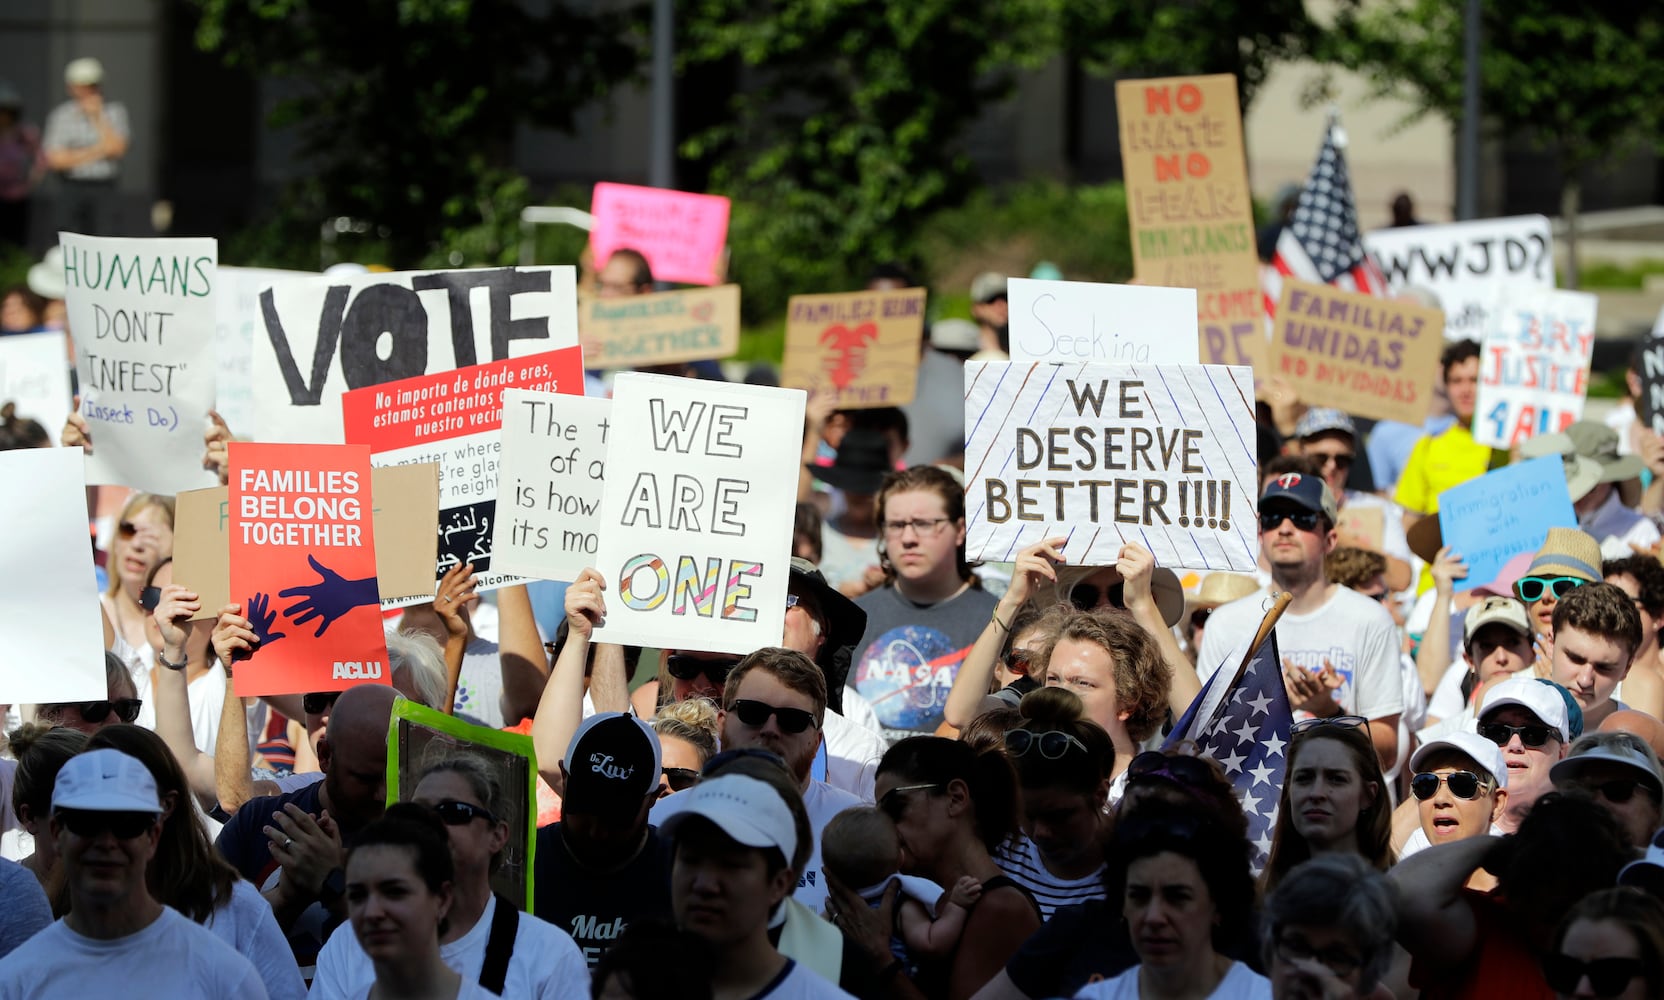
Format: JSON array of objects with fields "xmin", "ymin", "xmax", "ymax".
[
  {"xmin": 215, "ymin": 266, "xmax": 312, "ymax": 434},
  {"xmin": 251, "ymin": 265, "xmax": 580, "ymax": 444},
  {"xmin": 1473, "ymin": 288, "xmax": 1598, "ymax": 449},
  {"xmin": 1364, "ymin": 215, "xmax": 1554, "ymax": 341},
  {"xmin": 964, "ymin": 361, "xmax": 1257, "ymax": 571},
  {"xmin": 59, "ymin": 233, "xmax": 220, "ymax": 493},
  {"xmin": 0, "ymin": 331, "xmax": 72, "ymax": 438},
  {"xmin": 591, "ymin": 374, "xmax": 804, "ymax": 654},
  {"xmin": 491, "ymin": 389, "xmax": 612, "ymax": 582},
  {"xmin": 0, "ymin": 448, "xmax": 106, "ymax": 703},
  {"xmin": 1009, "ymin": 278, "xmax": 1199, "ymax": 364}
]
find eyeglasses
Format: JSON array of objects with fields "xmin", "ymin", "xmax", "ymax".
[
  {"xmin": 139, "ymin": 586, "xmax": 162, "ymax": 612},
  {"xmin": 431, "ymin": 800, "xmax": 497, "ymax": 826},
  {"xmin": 1514, "ymin": 575, "xmax": 1586, "ymax": 603},
  {"xmin": 1259, "ymin": 509, "xmax": 1323, "ymax": 533},
  {"xmin": 882, "ymin": 517, "xmax": 951, "ymax": 538},
  {"xmin": 77, "ymin": 699, "xmax": 142, "ymax": 724},
  {"xmin": 1070, "ymin": 581, "xmax": 1125, "ymax": 612},
  {"xmin": 663, "ymin": 767, "xmax": 700, "ymax": 792},
  {"xmin": 1410, "ymin": 770, "xmax": 1492, "ymax": 801},
  {"xmin": 1542, "ymin": 954, "xmax": 1645, "ymax": 998},
  {"xmin": 1274, "ymin": 934, "xmax": 1363, "ymax": 977},
  {"xmin": 56, "ymin": 809, "xmax": 156, "ymax": 840},
  {"xmin": 878, "ymin": 782, "xmax": 943, "ymax": 821},
  {"xmin": 1005, "ymin": 729, "xmax": 1090, "ymax": 759},
  {"xmin": 1003, "ymin": 649, "xmax": 1033, "ymax": 676},
  {"xmin": 303, "ymin": 691, "xmax": 342, "ymax": 716},
  {"xmin": 1290, "ymin": 715, "xmax": 1368, "ymax": 736},
  {"xmin": 1308, "ymin": 452, "xmax": 1354, "ymax": 472},
  {"xmin": 729, "ymin": 699, "xmax": 818, "ymax": 734},
  {"xmin": 1575, "ymin": 778, "xmax": 1660, "ymax": 805},
  {"xmin": 666, "ymin": 655, "xmax": 740, "ymax": 685},
  {"xmin": 1126, "ymin": 750, "xmax": 1219, "ymax": 789},
  {"xmin": 1477, "ymin": 722, "xmax": 1557, "ymax": 749}
]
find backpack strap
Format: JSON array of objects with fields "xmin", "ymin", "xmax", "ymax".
[{"xmin": 479, "ymin": 894, "xmax": 519, "ymax": 995}]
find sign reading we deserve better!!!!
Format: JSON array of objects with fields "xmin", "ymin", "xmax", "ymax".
[{"xmin": 60, "ymin": 233, "xmax": 220, "ymax": 493}]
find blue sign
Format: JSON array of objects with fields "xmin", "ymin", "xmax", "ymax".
[{"xmin": 1438, "ymin": 454, "xmax": 1576, "ymax": 592}]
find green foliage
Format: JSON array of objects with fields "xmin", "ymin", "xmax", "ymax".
[{"xmin": 0, "ymin": 245, "xmax": 33, "ymax": 295}]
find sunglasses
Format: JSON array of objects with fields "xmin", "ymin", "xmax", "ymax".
[
  {"xmin": 1005, "ymin": 729, "xmax": 1089, "ymax": 760},
  {"xmin": 139, "ymin": 586, "xmax": 162, "ymax": 612},
  {"xmin": 57, "ymin": 809, "xmax": 155, "ymax": 840},
  {"xmin": 1259, "ymin": 509, "xmax": 1323, "ymax": 533},
  {"xmin": 729, "ymin": 699, "xmax": 817, "ymax": 734},
  {"xmin": 431, "ymin": 800, "xmax": 497, "ymax": 826},
  {"xmin": 78, "ymin": 698, "xmax": 142, "ymax": 724},
  {"xmin": 1003, "ymin": 649, "xmax": 1033, "ymax": 676},
  {"xmin": 303, "ymin": 691, "xmax": 342, "ymax": 716},
  {"xmin": 1477, "ymin": 721, "xmax": 1557, "ymax": 749},
  {"xmin": 663, "ymin": 767, "xmax": 700, "ymax": 792},
  {"xmin": 1410, "ymin": 770, "xmax": 1491, "ymax": 801},
  {"xmin": 1514, "ymin": 575, "xmax": 1586, "ymax": 603},
  {"xmin": 878, "ymin": 782, "xmax": 942, "ymax": 821},
  {"xmin": 1126, "ymin": 750, "xmax": 1218, "ymax": 789},
  {"xmin": 117, "ymin": 520, "xmax": 141, "ymax": 540},
  {"xmin": 1576, "ymin": 778, "xmax": 1659, "ymax": 805},
  {"xmin": 666, "ymin": 655, "xmax": 740, "ymax": 685},
  {"xmin": 1308, "ymin": 452, "xmax": 1354, "ymax": 472},
  {"xmin": 1541, "ymin": 954, "xmax": 1644, "ymax": 997},
  {"xmin": 1290, "ymin": 715, "xmax": 1368, "ymax": 736},
  {"xmin": 1070, "ymin": 581, "xmax": 1125, "ymax": 612}
]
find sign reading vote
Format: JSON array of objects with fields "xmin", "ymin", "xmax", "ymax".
[
  {"xmin": 1115, "ymin": 75, "xmax": 1262, "ymax": 367},
  {"xmin": 492, "ymin": 389, "xmax": 612, "ymax": 582},
  {"xmin": 591, "ymin": 374, "xmax": 804, "ymax": 655},
  {"xmin": 1009, "ymin": 278, "xmax": 1198, "ymax": 365},
  {"xmin": 1438, "ymin": 455, "xmax": 1577, "ymax": 592},
  {"xmin": 1269, "ymin": 279, "xmax": 1446, "ymax": 425},
  {"xmin": 583, "ymin": 284, "xmax": 740, "ymax": 368},
  {"xmin": 589, "ymin": 182, "xmax": 731, "ymax": 287},
  {"xmin": 216, "ymin": 265, "xmax": 312, "ymax": 434},
  {"xmin": 1365, "ymin": 215, "xmax": 1553, "ymax": 340},
  {"xmin": 252, "ymin": 265, "xmax": 579, "ymax": 444},
  {"xmin": 781, "ymin": 287, "xmax": 926, "ymax": 407},
  {"xmin": 1473, "ymin": 288, "xmax": 1598, "ymax": 449},
  {"xmin": 60, "ymin": 232, "xmax": 220, "ymax": 493},
  {"xmin": 963, "ymin": 361, "xmax": 1258, "ymax": 572}
]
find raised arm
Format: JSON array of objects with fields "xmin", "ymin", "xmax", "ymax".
[
  {"xmin": 942, "ymin": 537, "xmax": 1062, "ymax": 728},
  {"xmin": 493, "ymin": 582, "xmax": 547, "ymax": 726},
  {"xmin": 1119, "ymin": 544, "xmax": 1197, "ymax": 714},
  {"xmin": 531, "ymin": 568, "xmax": 606, "ymax": 789},
  {"xmin": 586, "ymin": 642, "xmax": 631, "ymax": 714},
  {"xmin": 150, "ymin": 585, "xmax": 217, "ymax": 805},
  {"xmin": 1416, "ymin": 547, "xmax": 1466, "ymax": 702},
  {"xmin": 431, "ymin": 561, "xmax": 480, "ymax": 715},
  {"xmin": 1388, "ymin": 834, "xmax": 1491, "ymax": 970},
  {"xmin": 211, "ymin": 604, "xmax": 260, "ymax": 813}
]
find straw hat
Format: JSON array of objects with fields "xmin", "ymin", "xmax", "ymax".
[
  {"xmin": 1525, "ymin": 526, "xmax": 1603, "ymax": 583},
  {"xmin": 1191, "ymin": 572, "xmax": 1261, "ymax": 610}
]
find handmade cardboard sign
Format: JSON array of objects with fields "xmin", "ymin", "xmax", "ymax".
[
  {"xmin": 591, "ymin": 374, "xmax": 804, "ymax": 654},
  {"xmin": 1269, "ymin": 279, "xmax": 1446, "ymax": 424},
  {"xmin": 1334, "ymin": 506, "xmax": 1385, "ymax": 552},
  {"xmin": 1365, "ymin": 216, "xmax": 1553, "ymax": 340},
  {"xmin": 59, "ymin": 233, "xmax": 220, "ymax": 493},
  {"xmin": 0, "ymin": 331, "xmax": 72, "ymax": 438},
  {"xmin": 216, "ymin": 266, "xmax": 312, "ymax": 433},
  {"xmin": 0, "ymin": 449, "xmax": 106, "ymax": 704},
  {"xmin": 227, "ymin": 442, "xmax": 389, "ymax": 696},
  {"xmin": 964, "ymin": 361, "xmax": 1258, "ymax": 572},
  {"xmin": 781, "ymin": 288, "xmax": 926, "ymax": 408},
  {"xmin": 251, "ymin": 265, "xmax": 579, "ymax": 444},
  {"xmin": 589, "ymin": 182, "xmax": 731, "ymax": 287},
  {"xmin": 1473, "ymin": 288, "xmax": 1598, "ymax": 449},
  {"xmin": 1008, "ymin": 278, "xmax": 1199, "ymax": 365},
  {"xmin": 341, "ymin": 346, "xmax": 585, "ymax": 604},
  {"xmin": 492, "ymin": 389, "xmax": 611, "ymax": 582},
  {"xmin": 1438, "ymin": 455, "xmax": 1576, "ymax": 592},
  {"xmin": 1115, "ymin": 75, "xmax": 1262, "ymax": 367},
  {"xmin": 582, "ymin": 284, "xmax": 740, "ymax": 368}
]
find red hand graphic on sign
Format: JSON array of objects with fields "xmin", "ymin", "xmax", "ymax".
[{"xmin": 819, "ymin": 322, "xmax": 880, "ymax": 389}]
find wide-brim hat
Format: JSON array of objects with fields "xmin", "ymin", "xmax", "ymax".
[
  {"xmin": 1191, "ymin": 572, "xmax": 1260, "ymax": 611},
  {"xmin": 1054, "ymin": 563, "xmax": 1186, "ymax": 629},
  {"xmin": 809, "ymin": 426, "xmax": 892, "ymax": 495},
  {"xmin": 1526, "ymin": 526, "xmax": 1604, "ymax": 583},
  {"xmin": 1566, "ymin": 420, "xmax": 1645, "ymax": 506},
  {"xmin": 788, "ymin": 557, "xmax": 866, "ymax": 711},
  {"xmin": 27, "ymin": 247, "xmax": 64, "ymax": 301},
  {"xmin": 1519, "ymin": 432, "xmax": 1604, "ymax": 503},
  {"xmin": 1406, "ymin": 513, "xmax": 1442, "ymax": 565}
]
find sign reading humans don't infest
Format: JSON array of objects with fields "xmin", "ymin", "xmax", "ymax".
[
  {"xmin": 60, "ymin": 233, "xmax": 220, "ymax": 493},
  {"xmin": 964, "ymin": 361, "xmax": 1257, "ymax": 572},
  {"xmin": 591, "ymin": 374, "xmax": 804, "ymax": 654}
]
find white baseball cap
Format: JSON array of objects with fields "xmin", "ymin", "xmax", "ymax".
[
  {"xmin": 1479, "ymin": 675, "xmax": 1573, "ymax": 744},
  {"xmin": 64, "ymin": 58, "xmax": 104, "ymax": 87},
  {"xmin": 52, "ymin": 749, "xmax": 163, "ymax": 814},
  {"xmin": 1410, "ymin": 730, "xmax": 1509, "ymax": 788},
  {"xmin": 658, "ymin": 774, "xmax": 797, "ymax": 863}
]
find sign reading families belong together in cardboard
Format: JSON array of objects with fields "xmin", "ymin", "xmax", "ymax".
[
  {"xmin": 583, "ymin": 285, "xmax": 740, "ymax": 368},
  {"xmin": 782, "ymin": 287, "xmax": 927, "ymax": 407}
]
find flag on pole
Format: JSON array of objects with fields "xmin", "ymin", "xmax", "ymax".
[
  {"xmin": 1263, "ymin": 118, "xmax": 1387, "ymax": 318},
  {"xmin": 1165, "ymin": 624, "xmax": 1293, "ymax": 872}
]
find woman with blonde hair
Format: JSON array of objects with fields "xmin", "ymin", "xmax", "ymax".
[
  {"xmin": 651, "ymin": 698, "xmax": 719, "ymax": 797},
  {"xmin": 98, "ymin": 491, "xmax": 174, "ymax": 678}
]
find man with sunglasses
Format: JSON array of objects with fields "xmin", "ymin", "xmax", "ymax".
[
  {"xmin": 1293, "ymin": 408, "xmax": 1413, "ymax": 573},
  {"xmin": 1552, "ymin": 731, "xmax": 1664, "ymax": 849},
  {"xmin": 1397, "ymin": 731, "xmax": 1507, "ymax": 859},
  {"xmin": 0, "ymin": 749, "xmax": 265, "ymax": 995},
  {"xmin": 1475, "ymin": 675, "xmax": 1577, "ymax": 834}
]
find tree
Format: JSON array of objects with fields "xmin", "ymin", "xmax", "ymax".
[
  {"xmin": 186, "ymin": 0, "xmax": 643, "ymax": 266},
  {"xmin": 1324, "ymin": 1, "xmax": 1664, "ymax": 286}
]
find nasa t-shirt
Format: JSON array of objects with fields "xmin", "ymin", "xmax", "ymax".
[{"xmin": 851, "ymin": 585, "xmax": 999, "ymax": 734}]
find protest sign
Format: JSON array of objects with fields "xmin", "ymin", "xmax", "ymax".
[
  {"xmin": 589, "ymin": 182, "xmax": 730, "ymax": 287},
  {"xmin": 1438, "ymin": 455, "xmax": 1576, "ymax": 592},
  {"xmin": 591, "ymin": 374, "xmax": 804, "ymax": 654},
  {"xmin": 216, "ymin": 266, "xmax": 312, "ymax": 433},
  {"xmin": 781, "ymin": 288, "xmax": 926, "ymax": 407},
  {"xmin": 492, "ymin": 389, "xmax": 611, "ymax": 582},
  {"xmin": 1473, "ymin": 288, "xmax": 1598, "ymax": 449},
  {"xmin": 342, "ymin": 346, "xmax": 585, "ymax": 602},
  {"xmin": 59, "ymin": 233, "xmax": 220, "ymax": 493},
  {"xmin": 964, "ymin": 361, "xmax": 1258, "ymax": 572},
  {"xmin": 0, "ymin": 449, "xmax": 106, "ymax": 704},
  {"xmin": 1640, "ymin": 337, "xmax": 1664, "ymax": 435},
  {"xmin": 1335, "ymin": 506, "xmax": 1385, "ymax": 552},
  {"xmin": 389, "ymin": 699, "xmax": 537, "ymax": 911},
  {"xmin": 1115, "ymin": 75, "xmax": 1262, "ymax": 367},
  {"xmin": 174, "ymin": 464, "xmax": 439, "ymax": 620},
  {"xmin": 1365, "ymin": 215, "xmax": 1554, "ymax": 340},
  {"xmin": 1268, "ymin": 279, "xmax": 1446, "ymax": 424},
  {"xmin": 1008, "ymin": 278, "xmax": 1199, "ymax": 365},
  {"xmin": 582, "ymin": 284, "xmax": 740, "ymax": 368},
  {"xmin": 252, "ymin": 265, "xmax": 579, "ymax": 444},
  {"xmin": 227, "ymin": 442, "xmax": 389, "ymax": 697},
  {"xmin": 0, "ymin": 331, "xmax": 72, "ymax": 437}
]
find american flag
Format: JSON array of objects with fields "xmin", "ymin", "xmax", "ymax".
[
  {"xmin": 1263, "ymin": 120, "xmax": 1387, "ymax": 318},
  {"xmin": 1165, "ymin": 626, "xmax": 1293, "ymax": 872}
]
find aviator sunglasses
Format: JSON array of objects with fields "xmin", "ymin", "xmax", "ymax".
[{"xmin": 1409, "ymin": 770, "xmax": 1491, "ymax": 801}]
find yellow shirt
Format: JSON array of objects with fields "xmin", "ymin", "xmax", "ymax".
[{"xmin": 1395, "ymin": 423, "xmax": 1500, "ymax": 593}]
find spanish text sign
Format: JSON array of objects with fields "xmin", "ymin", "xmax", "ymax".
[
  {"xmin": 589, "ymin": 182, "xmax": 731, "ymax": 286},
  {"xmin": 228, "ymin": 442, "xmax": 389, "ymax": 697},
  {"xmin": 1438, "ymin": 455, "xmax": 1576, "ymax": 592},
  {"xmin": 781, "ymin": 287, "xmax": 926, "ymax": 408},
  {"xmin": 964, "ymin": 361, "xmax": 1258, "ymax": 571},
  {"xmin": 1269, "ymin": 279, "xmax": 1445, "ymax": 424},
  {"xmin": 591, "ymin": 374, "xmax": 804, "ymax": 654},
  {"xmin": 1009, "ymin": 278, "xmax": 1199, "ymax": 365},
  {"xmin": 1473, "ymin": 288, "xmax": 1598, "ymax": 449},
  {"xmin": 60, "ymin": 232, "xmax": 220, "ymax": 493},
  {"xmin": 1115, "ymin": 75, "xmax": 1262, "ymax": 367},
  {"xmin": 583, "ymin": 285, "xmax": 740, "ymax": 368},
  {"xmin": 492, "ymin": 389, "xmax": 611, "ymax": 582},
  {"xmin": 1365, "ymin": 215, "xmax": 1553, "ymax": 341}
]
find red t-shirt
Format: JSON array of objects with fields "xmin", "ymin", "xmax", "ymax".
[{"xmin": 1411, "ymin": 889, "xmax": 1553, "ymax": 1000}]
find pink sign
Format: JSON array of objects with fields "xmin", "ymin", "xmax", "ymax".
[{"xmin": 589, "ymin": 183, "xmax": 731, "ymax": 287}]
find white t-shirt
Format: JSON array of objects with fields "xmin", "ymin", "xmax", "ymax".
[
  {"xmin": 1399, "ymin": 822, "xmax": 1504, "ymax": 860},
  {"xmin": 210, "ymin": 878, "xmax": 307, "ymax": 1000},
  {"xmin": 992, "ymin": 834, "xmax": 1105, "ymax": 919},
  {"xmin": 840, "ymin": 687, "xmax": 884, "ymax": 737},
  {"xmin": 1427, "ymin": 659, "xmax": 1470, "ymax": 723},
  {"xmin": 1075, "ymin": 961, "xmax": 1270, "ymax": 1000},
  {"xmin": 1583, "ymin": 489, "xmax": 1661, "ymax": 561},
  {"xmin": 310, "ymin": 894, "xmax": 588, "ymax": 999},
  {"xmin": 816, "ymin": 526, "xmax": 879, "ymax": 592},
  {"xmin": 822, "ymin": 709, "xmax": 883, "ymax": 801},
  {"xmin": 798, "ymin": 780, "xmax": 864, "ymax": 914},
  {"xmin": 0, "ymin": 907, "xmax": 268, "ymax": 998},
  {"xmin": 754, "ymin": 959, "xmax": 857, "ymax": 1000},
  {"xmin": 134, "ymin": 663, "xmax": 229, "ymax": 756},
  {"xmin": 454, "ymin": 636, "xmax": 505, "ymax": 730},
  {"xmin": 345, "ymin": 982, "xmax": 499, "ymax": 1000}
]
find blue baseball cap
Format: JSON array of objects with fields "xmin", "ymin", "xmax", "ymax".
[{"xmin": 1258, "ymin": 471, "xmax": 1338, "ymax": 523}]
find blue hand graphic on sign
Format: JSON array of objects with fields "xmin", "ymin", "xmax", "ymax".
[{"xmin": 279, "ymin": 555, "xmax": 380, "ymax": 638}]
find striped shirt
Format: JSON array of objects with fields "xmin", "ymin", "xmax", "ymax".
[
  {"xmin": 43, "ymin": 100, "xmax": 128, "ymax": 180},
  {"xmin": 993, "ymin": 834, "xmax": 1106, "ymax": 920}
]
